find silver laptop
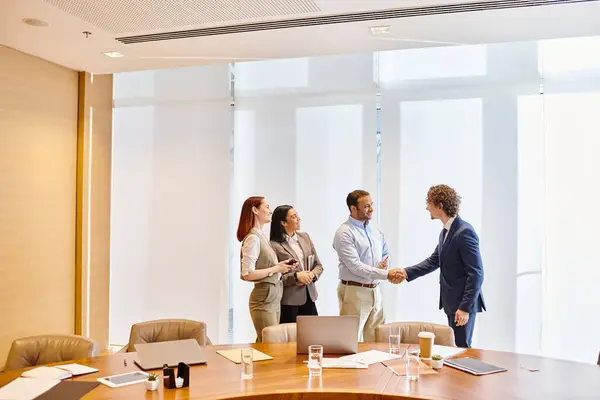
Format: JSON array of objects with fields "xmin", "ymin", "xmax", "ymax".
[
  {"xmin": 134, "ymin": 339, "xmax": 207, "ymax": 370},
  {"xmin": 296, "ymin": 315, "xmax": 359, "ymax": 355}
]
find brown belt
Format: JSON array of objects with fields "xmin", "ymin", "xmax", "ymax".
[{"xmin": 341, "ymin": 280, "xmax": 378, "ymax": 289}]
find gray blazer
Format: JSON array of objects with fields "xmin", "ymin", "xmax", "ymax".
[{"xmin": 270, "ymin": 232, "xmax": 323, "ymax": 306}]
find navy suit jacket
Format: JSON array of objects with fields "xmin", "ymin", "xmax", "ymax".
[{"xmin": 405, "ymin": 216, "xmax": 486, "ymax": 315}]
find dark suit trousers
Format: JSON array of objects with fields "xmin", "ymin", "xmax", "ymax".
[
  {"xmin": 280, "ymin": 287, "xmax": 318, "ymax": 323},
  {"xmin": 447, "ymin": 312, "xmax": 477, "ymax": 348}
]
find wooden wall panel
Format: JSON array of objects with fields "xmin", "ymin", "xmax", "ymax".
[{"xmin": 0, "ymin": 45, "xmax": 78, "ymax": 369}]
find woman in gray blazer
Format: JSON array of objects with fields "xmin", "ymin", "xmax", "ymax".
[{"xmin": 270, "ymin": 205, "xmax": 323, "ymax": 323}]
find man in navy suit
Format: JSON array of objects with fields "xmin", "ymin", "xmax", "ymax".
[{"xmin": 396, "ymin": 185, "xmax": 486, "ymax": 348}]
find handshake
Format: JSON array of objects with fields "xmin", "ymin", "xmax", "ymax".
[{"xmin": 386, "ymin": 268, "xmax": 407, "ymax": 284}]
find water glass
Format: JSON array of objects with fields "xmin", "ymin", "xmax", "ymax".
[
  {"xmin": 389, "ymin": 327, "xmax": 401, "ymax": 355},
  {"xmin": 405, "ymin": 350, "xmax": 420, "ymax": 381},
  {"xmin": 308, "ymin": 345, "xmax": 323, "ymax": 377},
  {"xmin": 241, "ymin": 348, "xmax": 253, "ymax": 379}
]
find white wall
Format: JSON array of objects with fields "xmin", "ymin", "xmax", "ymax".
[{"xmin": 110, "ymin": 65, "xmax": 231, "ymax": 345}]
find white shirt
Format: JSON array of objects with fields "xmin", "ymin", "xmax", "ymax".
[
  {"xmin": 443, "ymin": 216, "xmax": 456, "ymax": 243},
  {"xmin": 333, "ymin": 216, "xmax": 390, "ymax": 284},
  {"xmin": 286, "ymin": 233, "xmax": 305, "ymax": 271},
  {"xmin": 241, "ymin": 228, "xmax": 278, "ymax": 277}
]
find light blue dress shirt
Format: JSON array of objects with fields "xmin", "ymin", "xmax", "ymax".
[{"xmin": 333, "ymin": 216, "xmax": 390, "ymax": 284}]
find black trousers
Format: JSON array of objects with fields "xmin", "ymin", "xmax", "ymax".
[
  {"xmin": 447, "ymin": 312, "xmax": 477, "ymax": 348},
  {"xmin": 280, "ymin": 288, "xmax": 318, "ymax": 324}
]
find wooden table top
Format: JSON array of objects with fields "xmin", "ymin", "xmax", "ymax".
[{"xmin": 1, "ymin": 342, "xmax": 598, "ymax": 399}]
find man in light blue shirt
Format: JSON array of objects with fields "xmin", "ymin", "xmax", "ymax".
[{"xmin": 333, "ymin": 189, "xmax": 404, "ymax": 341}]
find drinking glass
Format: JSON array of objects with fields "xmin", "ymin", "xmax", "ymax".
[
  {"xmin": 308, "ymin": 345, "xmax": 323, "ymax": 377},
  {"xmin": 241, "ymin": 348, "xmax": 253, "ymax": 379},
  {"xmin": 405, "ymin": 350, "xmax": 420, "ymax": 381},
  {"xmin": 389, "ymin": 326, "xmax": 401, "ymax": 355}
]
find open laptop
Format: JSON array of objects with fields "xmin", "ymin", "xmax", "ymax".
[
  {"xmin": 134, "ymin": 339, "xmax": 207, "ymax": 370},
  {"xmin": 296, "ymin": 315, "xmax": 359, "ymax": 355}
]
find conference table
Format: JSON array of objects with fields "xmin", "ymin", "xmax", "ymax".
[{"xmin": 1, "ymin": 342, "xmax": 599, "ymax": 399}]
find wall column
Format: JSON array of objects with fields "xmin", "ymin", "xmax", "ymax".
[{"xmin": 76, "ymin": 72, "xmax": 113, "ymax": 350}]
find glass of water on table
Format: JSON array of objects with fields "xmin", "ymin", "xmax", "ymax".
[
  {"xmin": 389, "ymin": 326, "xmax": 402, "ymax": 355},
  {"xmin": 241, "ymin": 348, "xmax": 253, "ymax": 379},
  {"xmin": 308, "ymin": 345, "xmax": 323, "ymax": 377}
]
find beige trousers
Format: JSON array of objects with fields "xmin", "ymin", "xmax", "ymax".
[
  {"xmin": 249, "ymin": 281, "xmax": 283, "ymax": 342},
  {"xmin": 250, "ymin": 310, "xmax": 280, "ymax": 343},
  {"xmin": 337, "ymin": 282, "xmax": 384, "ymax": 342}
]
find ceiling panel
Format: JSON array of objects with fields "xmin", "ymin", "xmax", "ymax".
[
  {"xmin": 2, "ymin": 0, "xmax": 600, "ymax": 73},
  {"xmin": 43, "ymin": 0, "xmax": 321, "ymax": 34}
]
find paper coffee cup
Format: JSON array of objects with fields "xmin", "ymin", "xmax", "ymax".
[{"xmin": 418, "ymin": 332, "xmax": 435, "ymax": 359}]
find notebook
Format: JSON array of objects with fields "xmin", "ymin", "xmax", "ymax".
[
  {"xmin": 21, "ymin": 364, "xmax": 99, "ymax": 380},
  {"xmin": 444, "ymin": 357, "xmax": 507, "ymax": 375}
]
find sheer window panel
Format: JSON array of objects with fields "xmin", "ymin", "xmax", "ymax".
[
  {"xmin": 111, "ymin": 65, "xmax": 231, "ymax": 346},
  {"xmin": 378, "ymin": 42, "xmax": 541, "ymax": 351},
  {"xmin": 539, "ymin": 36, "xmax": 600, "ymax": 77},
  {"xmin": 234, "ymin": 58, "xmax": 309, "ymax": 94},
  {"xmin": 381, "ymin": 98, "xmax": 483, "ymax": 337},
  {"xmin": 296, "ymin": 104, "xmax": 369, "ymax": 318},
  {"xmin": 231, "ymin": 54, "xmax": 378, "ymax": 343},
  {"xmin": 378, "ymin": 45, "xmax": 487, "ymax": 86},
  {"xmin": 113, "ymin": 70, "xmax": 155, "ymax": 101},
  {"xmin": 110, "ymin": 105, "xmax": 154, "ymax": 346},
  {"xmin": 230, "ymin": 98, "xmax": 377, "ymax": 343},
  {"xmin": 516, "ymin": 94, "xmax": 546, "ymax": 357},
  {"xmin": 541, "ymin": 92, "xmax": 600, "ymax": 364},
  {"xmin": 515, "ymin": 273, "xmax": 543, "ymax": 355}
]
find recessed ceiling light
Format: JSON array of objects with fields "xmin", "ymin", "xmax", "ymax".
[
  {"xmin": 22, "ymin": 18, "xmax": 49, "ymax": 27},
  {"xmin": 103, "ymin": 52, "xmax": 124, "ymax": 58},
  {"xmin": 370, "ymin": 25, "xmax": 391, "ymax": 35}
]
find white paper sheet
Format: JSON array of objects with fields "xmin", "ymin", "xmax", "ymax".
[
  {"xmin": 339, "ymin": 350, "xmax": 402, "ymax": 365},
  {"xmin": 0, "ymin": 377, "xmax": 59, "ymax": 400},
  {"xmin": 305, "ymin": 358, "xmax": 368, "ymax": 369},
  {"xmin": 431, "ymin": 345, "xmax": 466, "ymax": 359}
]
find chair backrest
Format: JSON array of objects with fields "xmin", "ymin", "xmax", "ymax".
[
  {"xmin": 4, "ymin": 334, "xmax": 99, "ymax": 371},
  {"xmin": 375, "ymin": 322, "xmax": 456, "ymax": 347},
  {"xmin": 262, "ymin": 323, "xmax": 297, "ymax": 343},
  {"xmin": 126, "ymin": 319, "xmax": 211, "ymax": 352}
]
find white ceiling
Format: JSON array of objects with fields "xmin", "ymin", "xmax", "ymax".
[{"xmin": 1, "ymin": 0, "xmax": 600, "ymax": 74}]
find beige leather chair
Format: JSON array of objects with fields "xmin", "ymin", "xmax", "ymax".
[
  {"xmin": 125, "ymin": 319, "xmax": 212, "ymax": 352},
  {"xmin": 262, "ymin": 323, "xmax": 297, "ymax": 343},
  {"xmin": 4, "ymin": 334, "xmax": 99, "ymax": 371},
  {"xmin": 375, "ymin": 322, "xmax": 456, "ymax": 347}
]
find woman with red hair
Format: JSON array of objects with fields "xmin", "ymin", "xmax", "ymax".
[{"xmin": 237, "ymin": 196, "xmax": 297, "ymax": 342}]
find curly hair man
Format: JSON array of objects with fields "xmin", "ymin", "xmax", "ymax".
[{"xmin": 395, "ymin": 184, "xmax": 486, "ymax": 348}]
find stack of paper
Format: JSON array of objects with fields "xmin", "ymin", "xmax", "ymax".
[
  {"xmin": 431, "ymin": 345, "xmax": 466, "ymax": 359},
  {"xmin": 339, "ymin": 350, "xmax": 402, "ymax": 365},
  {"xmin": 216, "ymin": 348, "xmax": 273, "ymax": 364},
  {"xmin": 304, "ymin": 358, "xmax": 368, "ymax": 369}
]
